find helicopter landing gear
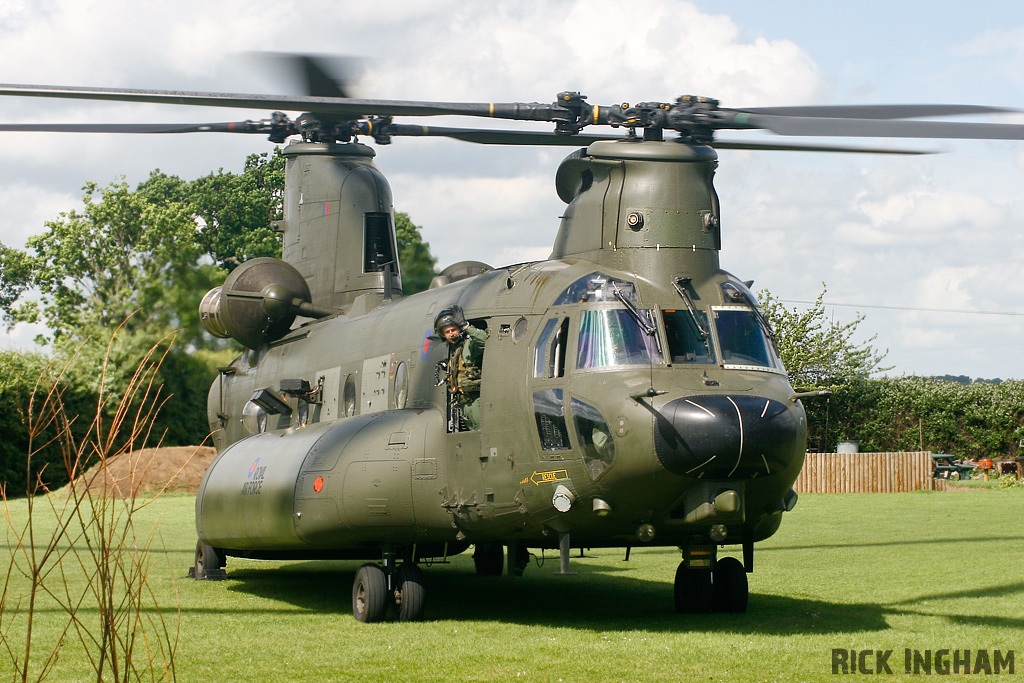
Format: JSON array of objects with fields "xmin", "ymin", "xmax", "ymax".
[
  {"xmin": 190, "ymin": 540, "xmax": 226, "ymax": 580},
  {"xmin": 673, "ymin": 554, "xmax": 749, "ymax": 614},
  {"xmin": 352, "ymin": 557, "xmax": 426, "ymax": 622},
  {"xmin": 352, "ymin": 563, "xmax": 388, "ymax": 622},
  {"xmin": 712, "ymin": 556, "xmax": 748, "ymax": 613},
  {"xmin": 473, "ymin": 543, "xmax": 504, "ymax": 576},
  {"xmin": 393, "ymin": 563, "xmax": 426, "ymax": 622},
  {"xmin": 673, "ymin": 564, "xmax": 712, "ymax": 613}
]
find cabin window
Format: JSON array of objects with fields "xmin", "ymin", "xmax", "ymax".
[
  {"xmin": 577, "ymin": 309, "xmax": 662, "ymax": 369},
  {"xmin": 663, "ymin": 310, "xmax": 715, "ymax": 364},
  {"xmin": 533, "ymin": 317, "xmax": 569, "ymax": 378},
  {"xmin": 363, "ymin": 212, "xmax": 396, "ymax": 273},
  {"xmin": 343, "ymin": 374, "xmax": 357, "ymax": 416},
  {"xmin": 712, "ymin": 307, "xmax": 784, "ymax": 371},
  {"xmin": 241, "ymin": 400, "xmax": 268, "ymax": 435},
  {"xmin": 571, "ymin": 398, "xmax": 615, "ymax": 479},
  {"xmin": 393, "ymin": 362, "xmax": 408, "ymax": 409},
  {"xmin": 554, "ymin": 272, "xmax": 638, "ymax": 305},
  {"xmin": 533, "ymin": 389, "xmax": 570, "ymax": 451}
]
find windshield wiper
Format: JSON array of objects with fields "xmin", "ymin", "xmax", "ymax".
[
  {"xmin": 612, "ymin": 284, "xmax": 656, "ymax": 335},
  {"xmin": 671, "ymin": 277, "xmax": 712, "ymax": 355}
]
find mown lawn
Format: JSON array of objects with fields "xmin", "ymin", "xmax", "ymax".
[{"xmin": 3, "ymin": 490, "xmax": 1022, "ymax": 682}]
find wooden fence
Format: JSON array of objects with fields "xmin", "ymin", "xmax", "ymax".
[{"xmin": 793, "ymin": 451, "xmax": 943, "ymax": 493}]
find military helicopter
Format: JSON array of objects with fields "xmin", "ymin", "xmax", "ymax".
[{"xmin": 3, "ymin": 57, "xmax": 1023, "ymax": 622}]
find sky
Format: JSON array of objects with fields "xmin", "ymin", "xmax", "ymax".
[{"xmin": 1, "ymin": 0, "xmax": 1023, "ymax": 380}]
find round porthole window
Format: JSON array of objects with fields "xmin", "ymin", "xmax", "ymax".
[{"xmin": 512, "ymin": 317, "xmax": 528, "ymax": 342}]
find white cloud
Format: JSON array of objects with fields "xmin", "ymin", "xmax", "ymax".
[{"xmin": 1, "ymin": 0, "xmax": 1023, "ymax": 378}]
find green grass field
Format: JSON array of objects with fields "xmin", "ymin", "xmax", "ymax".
[{"xmin": 3, "ymin": 489, "xmax": 1022, "ymax": 682}]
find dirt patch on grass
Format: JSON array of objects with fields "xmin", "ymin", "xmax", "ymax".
[{"xmin": 81, "ymin": 446, "xmax": 217, "ymax": 497}]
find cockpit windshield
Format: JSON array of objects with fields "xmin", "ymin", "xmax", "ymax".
[
  {"xmin": 663, "ymin": 309, "xmax": 715, "ymax": 364},
  {"xmin": 577, "ymin": 308, "xmax": 663, "ymax": 369},
  {"xmin": 712, "ymin": 306, "xmax": 785, "ymax": 371},
  {"xmin": 555, "ymin": 272, "xmax": 638, "ymax": 305}
]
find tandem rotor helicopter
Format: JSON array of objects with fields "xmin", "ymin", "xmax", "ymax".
[{"xmin": 3, "ymin": 56, "xmax": 1024, "ymax": 622}]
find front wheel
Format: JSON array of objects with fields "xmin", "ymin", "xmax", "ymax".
[
  {"xmin": 674, "ymin": 563, "xmax": 712, "ymax": 613},
  {"xmin": 712, "ymin": 557, "xmax": 748, "ymax": 613},
  {"xmin": 473, "ymin": 543, "xmax": 504, "ymax": 576}
]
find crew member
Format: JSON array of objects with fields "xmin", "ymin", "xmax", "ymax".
[{"xmin": 436, "ymin": 309, "xmax": 487, "ymax": 430}]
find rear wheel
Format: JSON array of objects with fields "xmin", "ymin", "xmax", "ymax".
[
  {"xmin": 193, "ymin": 541, "xmax": 224, "ymax": 580},
  {"xmin": 393, "ymin": 564, "xmax": 426, "ymax": 622},
  {"xmin": 352, "ymin": 564, "xmax": 388, "ymax": 623}
]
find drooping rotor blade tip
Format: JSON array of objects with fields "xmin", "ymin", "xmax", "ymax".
[{"xmin": 243, "ymin": 52, "xmax": 365, "ymax": 99}]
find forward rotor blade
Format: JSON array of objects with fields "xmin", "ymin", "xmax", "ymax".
[
  {"xmin": 384, "ymin": 125, "xmax": 625, "ymax": 146},
  {"xmin": 738, "ymin": 104, "xmax": 1018, "ymax": 120},
  {"xmin": 739, "ymin": 112, "xmax": 1024, "ymax": 140},
  {"xmin": 709, "ymin": 139, "xmax": 932, "ymax": 154}
]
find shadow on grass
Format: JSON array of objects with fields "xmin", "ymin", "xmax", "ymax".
[
  {"xmin": 209, "ymin": 550, "xmax": 1024, "ymax": 634},
  {"xmin": 760, "ymin": 534, "xmax": 1024, "ymax": 553},
  {"xmin": 216, "ymin": 559, "xmax": 895, "ymax": 634}
]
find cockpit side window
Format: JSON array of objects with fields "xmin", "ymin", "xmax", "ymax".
[
  {"xmin": 712, "ymin": 307, "xmax": 785, "ymax": 371},
  {"xmin": 533, "ymin": 389, "xmax": 571, "ymax": 451},
  {"xmin": 571, "ymin": 398, "xmax": 615, "ymax": 479},
  {"xmin": 577, "ymin": 309, "xmax": 662, "ymax": 369},
  {"xmin": 533, "ymin": 317, "xmax": 569, "ymax": 378}
]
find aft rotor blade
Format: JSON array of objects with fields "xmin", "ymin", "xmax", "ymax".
[
  {"xmin": 0, "ymin": 121, "xmax": 271, "ymax": 134},
  {"xmin": 0, "ymin": 83, "xmax": 554, "ymax": 120},
  {"xmin": 390, "ymin": 126, "xmax": 931, "ymax": 153},
  {"xmin": 738, "ymin": 112, "xmax": 1024, "ymax": 140}
]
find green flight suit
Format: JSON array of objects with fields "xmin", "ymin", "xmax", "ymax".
[{"xmin": 447, "ymin": 325, "xmax": 487, "ymax": 430}]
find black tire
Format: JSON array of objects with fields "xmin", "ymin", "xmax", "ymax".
[
  {"xmin": 352, "ymin": 564, "xmax": 388, "ymax": 623},
  {"xmin": 193, "ymin": 541, "xmax": 223, "ymax": 580},
  {"xmin": 473, "ymin": 543, "xmax": 504, "ymax": 576},
  {"xmin": 673, "ymin": 562, "xmax": 712, "ymax": 613},
  {"xmin": 712, "ymin": 556, "xmax": 749, "ymax": 613},
  {"xmin": 394, "ymin": 564, "xmax": 426, "ymax": 622}
]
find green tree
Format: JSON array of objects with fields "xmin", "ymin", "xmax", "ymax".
[
  {"xmin": 759, "ymin": 285, "xmax": 889, "ymax": 391},
  {"xmin": 189, "ymin": 150, "xmax": 286, "ymax": 268},
  {"xmin": 395, "ymin": 211, "xmax": 438, "ymax": 294}
]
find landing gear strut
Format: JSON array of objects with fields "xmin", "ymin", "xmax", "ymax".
[
  {"xmin": 351, "ymin": 550, "xmax": 426, "ymax": 622},
  {"xmin": 190, "ymin": 541, "xmax": 226, "ymax": 580}
]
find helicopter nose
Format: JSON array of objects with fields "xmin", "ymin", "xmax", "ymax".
[{"xmin": 653, "ymin": 395, "xmax": 800, "ymax": 479}]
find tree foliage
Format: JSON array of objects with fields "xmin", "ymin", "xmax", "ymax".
[
  {"xmin": 759, "ymin": 285, "xmax": 889, "ymax": 391},
  {"xmin": 396, "ymin": 211, "xmax": 438, "ymax": 294}
]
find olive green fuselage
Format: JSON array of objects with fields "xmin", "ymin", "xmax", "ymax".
[{"xmin": 197, "ymin": 140, "xmax": 807, "ymax": 560}]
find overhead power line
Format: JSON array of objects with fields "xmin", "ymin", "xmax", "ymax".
[{"xmin": 779, "ymin": 299, "xmax": 1024, "ymax": 317}]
